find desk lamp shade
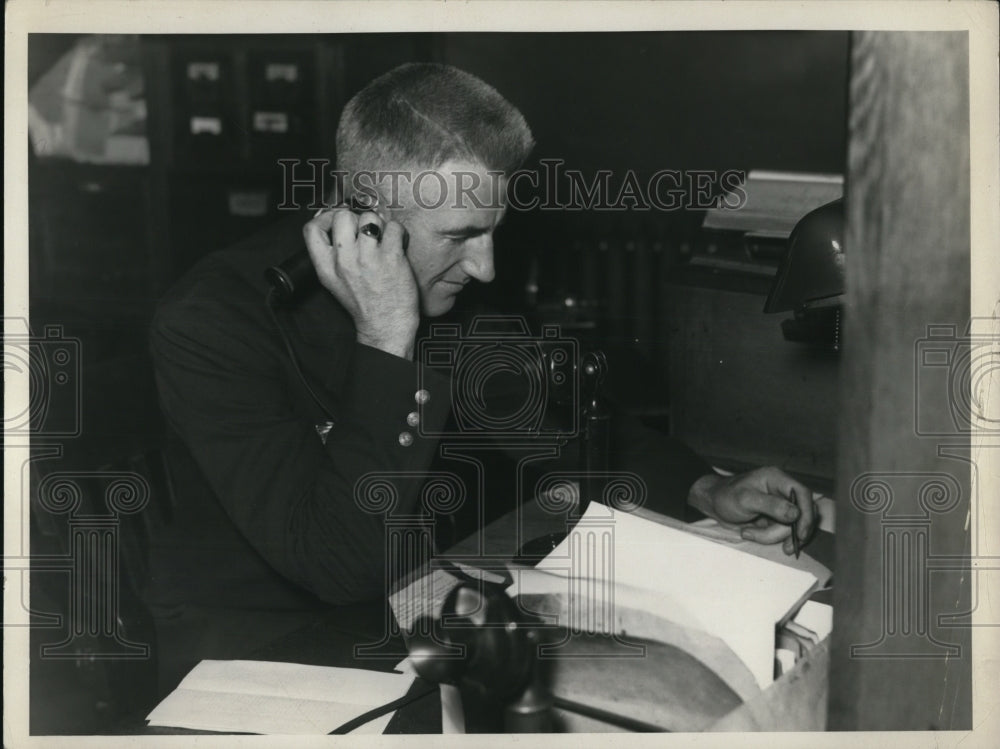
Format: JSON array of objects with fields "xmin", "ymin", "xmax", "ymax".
[{"xmin": 764, "ymin": 199, "xmax": 845, "ymax": 314}]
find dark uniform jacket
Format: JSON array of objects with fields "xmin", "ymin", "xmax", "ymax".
[{"xmin": 148, "ymin": 210, "xmax": 711, "ymax": 612}]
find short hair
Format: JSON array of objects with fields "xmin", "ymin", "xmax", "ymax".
[{"xmin": 335, "ymin": 63, "xmax": 535, "ymax": 188}]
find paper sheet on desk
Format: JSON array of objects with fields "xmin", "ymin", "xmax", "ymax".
[
  {"xmin": 625, "ymin": 502, "xmax": 833, "ymax": 589},
  {"xmin": 531, "ymin": 502, "xmax": 819, "ymax": 689},
  {"xmin": 146, "ymin": 660, "xmax": 415, "ymax": 735},
  {"xmin": 681, "ymin": 518, "xmax": 833, "ymax": 588}
]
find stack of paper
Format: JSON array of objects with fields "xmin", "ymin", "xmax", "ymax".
[
  {"xmin": 146, "ymin": 660, "xmax": 415, "ymax": 734},
  {"xmin": 519, "ymin": 502, "xmax": 819, "ymax": 689},
  {"xmin": 792, "ymin": 600, "xmax": 833, "ymax": 641}
]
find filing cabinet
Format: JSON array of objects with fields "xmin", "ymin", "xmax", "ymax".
[
  {"xmin": 171, "ymin": 51, "xmax": 240, "ymax": 164},
  {"xmin": 140, "ymin": 34, "xmax": 436, "ymax": 280},
  {"xmin": 246, "ymin": 49, "xmax": 316, "ymax": 162},
  {"xmin": 168, "ymin": 43, "xmax": 320, "ymax": 168},
  {"xmin": 138, "ymin": 36, "xmax": 339, "ymax": 277}
]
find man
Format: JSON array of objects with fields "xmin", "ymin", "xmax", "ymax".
[{"xmin": 149, "ymin": 63, "xmax": 816, "ymax": 659}]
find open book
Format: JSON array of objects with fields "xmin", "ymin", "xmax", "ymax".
[
  {"xmin": 507, "ymin": 501, "xmax": 823, "ymax": 691},
  {"xmin": 145, "ymin": 659, "xmax": 416, "ymax": 734}
]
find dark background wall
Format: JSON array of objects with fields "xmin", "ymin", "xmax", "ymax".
[
  {"xmin": 441, "ymin": 32, "xmax": 848, "ymax": 176},
  {"xmin": 439, "ymin": 32, "xmax": 848, "ymax": 481}
]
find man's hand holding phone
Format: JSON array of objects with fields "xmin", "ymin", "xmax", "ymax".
[{"xmin": 302, "ymin": 208, "xmax": 419, "ymax": 360}]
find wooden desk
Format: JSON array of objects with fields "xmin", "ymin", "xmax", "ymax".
[
  {"xmin": 236, "ymin": 499, "xmax": 587, "ymax": 734},
  {"xmin": 143, "ymin": 498, "xmax": 835, "ymax": 734},
  {"xmin": 251, "ymin": 499, "xmax": 836, "ymax": 733}
]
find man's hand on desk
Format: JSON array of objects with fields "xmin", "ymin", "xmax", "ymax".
[{"xmin": 686, "ymin": 467, "xmax": 818, "ymax": 554}]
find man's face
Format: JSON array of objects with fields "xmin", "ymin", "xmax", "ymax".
[{"xmin": 389, "ymin": 160, "xmax": 507, "ymax": 317}]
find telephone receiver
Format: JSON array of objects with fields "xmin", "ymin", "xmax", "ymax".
[{"xmin": 264, "ymin": 194, "xmax": 409, "ymax": 304}]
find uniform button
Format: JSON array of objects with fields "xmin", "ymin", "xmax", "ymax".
[
  {"xmin": 398, "ymin": 431, "xmax": 414, "ymax": 447},
  {"xmin": 406, "ymin": 411, "xmax": 420, "ymax": 428},
  {"xmin": 414, "ymin": 389, "xmax": 431, "ymax": 405}
]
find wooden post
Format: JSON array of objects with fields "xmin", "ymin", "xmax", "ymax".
[{"xmin": 829, "ymin": 32, "xmax": 972, "ymax": 730}]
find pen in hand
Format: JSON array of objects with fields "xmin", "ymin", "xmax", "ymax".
[{"xmin": 790, "ymin": 488, "xmax": 801, "ymax": 559}]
